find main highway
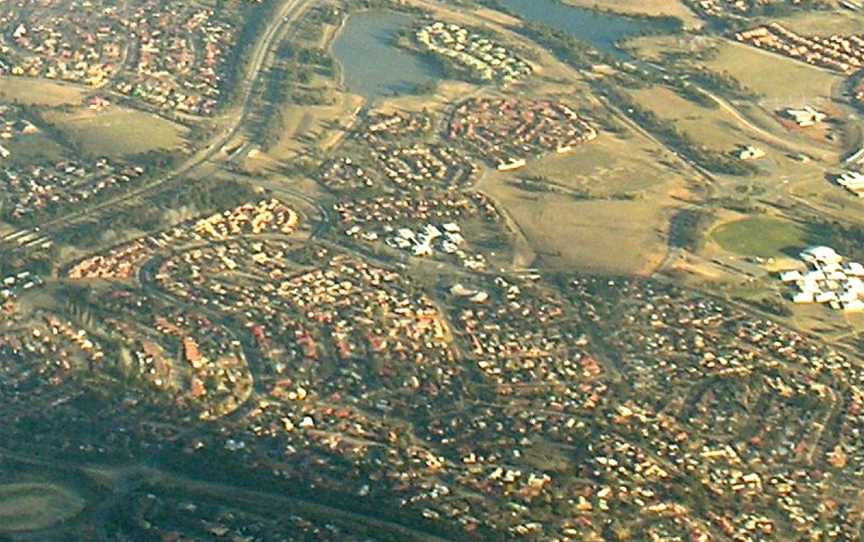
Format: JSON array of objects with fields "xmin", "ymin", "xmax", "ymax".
[{"xmin": 0, "ymin": 0, "xmax": 313, "ymax": 252}]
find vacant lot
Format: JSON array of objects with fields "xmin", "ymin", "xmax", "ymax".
[
  {"xmin": 711, "ymin": 216, "xmax": 810, "ymax": 259},
  {"xmin": 483, "ymin": 186, "xmax": 670, "ymax": 274},
  {"xmin": 514, "ymin": 133, "xmax": 675, "ymax": 196},
  {"xmin": 479, "ymin": 131, "xmax": 687, "ymax": 274},
  {"xmin": 7, "ymin": 133, "xmax": 67, "ymax": 164},
  {"xmin": 266, "ymin": 92, "xmax": 365, "ymax": 161},
  {"xmin": 630, "ymin": 86, "xmax": 746, "ymax": 152},
  {"xmin": 0, "ymin": 483, "xmax": 85, "ymax": 532},
  {"xmin": 0, "ymin": 78, "xmax": 86, "ymax": 106},
  {"xmin": 778, "ymin": 10, "xmax": 862, "ymax": 37},
  {"xmin": 45, "ymin": 107, "xmax": 187, "ymax": 157},
  {"xmin": 563, "ymin": 0, "xmax": 702, "ymax": 29},
  {"xmin": 706, "ymin": 41, "xmax": 843, "ymax": 107}
]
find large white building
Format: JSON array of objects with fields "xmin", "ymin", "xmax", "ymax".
[
  {"xmin": 784, "ymin": 246, "xmax": 864, "ymax": 311},
  {"xmin": 785, "ymin": 106, "xmax": 827, "ymax": 127},
  {"xmin": 837, "ymin": 171, "xmax": 864, "ymax": 197}
]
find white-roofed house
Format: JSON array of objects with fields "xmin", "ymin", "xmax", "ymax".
[
  {"xmin": 793, "ymin": 291, "xmax": 815, "ymax": 303},
  {"xmin": 844, "ymin": 299, "xmax": 864, "ymax": 312},
  {"xmin": 816, "ymin": 291, "xmax": 839, "ymax": 303},
  {"xmin": 827, "ymin": 270, "xmax": 848, "ymax": 281},
  {"xmin": 780, "ymin": 270, "xmax": 803, "ymax": 282},
  {"xmin": 845, "ymin": 261, "xmax": 864, "ymax": 276},
  {"xmin": 801, "ymin": 246, "xmax": 842, "ymax": 265},
  {"xmin": 847, "ymin": 277, "xmax": 864, "ymax": 294},
  {"xmin": 804, "ymin": 270, "xmax": 826, "ymax": 282}
]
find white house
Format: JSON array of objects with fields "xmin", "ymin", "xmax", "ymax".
[
  {"xmin": 785, "ymin": 106, "xmax": 827, "ymax": 127},
  {"xmin": 793, "ymin": 291, "xmax": 815, "ymax": 303},
  {"xmin": 801, "ymin": 246, "xmax": 842, "ymax": 266},
  {"xmin": 780, "ymin": 270, "xmax": 803, "ymax": 282}
]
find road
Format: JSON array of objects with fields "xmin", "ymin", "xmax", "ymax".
[
  {"xmin": 594, "ymin": 91, "xmax": 719, "ymax": 189},
  {"xmin": 699, "ymin": 87, "xmax": 836, "ymax": 162},
  {"xmin": 134, "ymin": 178, "xmax": 332, "ymax": 422},
  {"xmin": 0, "ymin": 445, "xmax": 459, "ymax": 542},
  {"xmin": 0, "ymin": 0, "xmax": 313, "ymax": 251}
]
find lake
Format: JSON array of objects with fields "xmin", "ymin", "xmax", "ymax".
[
  {"xmin": 498, "ymin": 0, "xmax": 662, "ymax": 57},
  {"xmin": 332, "ymin": 11, "xmax": 441, "ymax": 100}
]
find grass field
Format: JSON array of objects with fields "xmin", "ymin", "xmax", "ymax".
[
  {"xmin": 513, "ymin": 132, "xmax": 674, "ymax": 196},
  {"xmin": 630, "ymin": 86, "xmax": 747, "ymax": 152},
  {"xmin": 7, "ymin": 133, "xmax": 67, "ymax": 164},
  {"xmin": 482, "ymin": 186, "xmax": 669, "ymax": 273},
  {"xmin": 45, "ymin": 107, "xmax": 187, "ymax": 157},
  {"xmin": 0, "ymin": 483, "xmax": 85, "ymax": 532},
  {"xmin": 778, "ymin": 10, "xmax": 863, "ymax": 37},
  {"xmin": 562, "ymin": 0, "xmax": 702, "ymax": 29},
  {"xmin": 625, "ymin": 36, "xmax": 843, "ymax": 113},
  {"xmin": 0, "ymin": 78, "xmax": 86, "ymax": 106},
  {"xmin": 267, "ymin": 93, "xmax": 365, "ymax": 160},
  {"xmin": 623, "ymin": 34, "xmax": 712, "ymax": 61},
  {"xmin": 479, "ymin": 130, "xmax": 687, "ymax": 274},
  {"xmin": 706, "ymin": 41, "xmax": 843, "ymax": 107},
  {"xmin": 710, "ymin": 216, "xmax": 811, "ymax": 259}
]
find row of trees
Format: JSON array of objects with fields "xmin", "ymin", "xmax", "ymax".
[
  {"xmin": 52, "ymin": 178, "xmax": 258, "ymax": 248},
  {"xmin": 599, "ymin": 81, "xmax": 758, "ymax": 176}
]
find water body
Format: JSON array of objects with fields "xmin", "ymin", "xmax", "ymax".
[
  {"xmin": 332, "ymin": 11, "xmax": 440, "ymax": 100},
  {"xmin": 498, "ymin": 0, "xmax": 662, "ymax": 57}
]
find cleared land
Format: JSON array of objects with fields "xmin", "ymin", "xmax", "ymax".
[
  {"xmin": 0, "ymin": 483, "xmax": 85, "ymax": 532},
  {"xmin": 626, "ymin": 37, "xmax": 844, "ymax": 107},
  {"xmin": 512, "ymin": 131, "xmax": 673, "ymax": 196},
  {"xmin": 0, "ymin": 78, "xmax": 86, "ymax": 106},
  {"xmin": 7, "ymin": 133, "xmax": 67, "ymax": 164},
  {"xmin": 482, "ymin": 186, "xmax": 669, "ymax": 274},
  {"xmin": 562, "ymin": 0, "xmax": 702, "ymax": 29},
  {"xmin": 479, "ymin": 133, "xmax": 686, "ymax": 274},
  {"xmin": 630, "ymin": 86, "xmax": 747, "ymax": 152},
  {"xmin": 710, "ymin": 216, "xmax": 811, "ymax": 259},
  {"xmin": 44, "ymin": 107, "xmax": 187, "ymax": 157},
  {"xmin": 777, "ymin": 10, "xmax": 863, "ymax": 37},
  {"xmin": 706, "ymin": 41, "xmax": 843, "ymax": 107},
  {"xmin": 266, "ymin": 92, "xmax": 365, "ymax": 161}
]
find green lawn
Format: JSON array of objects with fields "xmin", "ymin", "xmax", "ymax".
[
  {"xmin": 711, "ymin": 216, "xmax": 811, "ymax": 258},
  {"xmin": 46, "ymin": 107, "xmax": 187, "ymax": 157}
]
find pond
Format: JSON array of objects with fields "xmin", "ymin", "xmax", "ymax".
[
  {"xmin": 332, "ymin": 11, "xmax": 441, "ymax": 100},
  {"xmin": 498, "ymin": 0, "xmax": 665, "ymax": 57}
]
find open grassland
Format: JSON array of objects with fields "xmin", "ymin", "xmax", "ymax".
[
  {"xmin": 373, "ymin": 80, "xmax": 478, "ymax": 114},
  {"xmin": 625, "ymin": 36, "xmax": 844, "ymax": 109},
  {"xmin": 0, "ymin": 77, "xmax": 86, "ymax": 106},
  {"xmin": 513, "ymin": 133, "xmax": 673, "ymax": 196},
  {"xmin": 0, "ymin": 483, "xmax": 85, "ymax": 532},
  {"xmin": 627, "ymin": 35, "xmax": 844, "ymax": 108},
  {"xmin": 7, "ymin": 133, "xmax": 67, "ymax": 164},
  {"xmin": 473, "ymin": 7, "xmax": 523, "ymax": 26},
  {"xmin": 710, "ymin": 216, "xmax": 811, "ymax": 259},
  {"xmin": 706, "ymin": 41, "xmax": 843, "ymax": 106},
  {"xmin": 623, "ymin": 34, "xmax": 712, "ymax": 61},
  {"xmin": 483, "ymin": 187, "xmax": 669, "ymax": 274},
  {"xmin": 630, "ymin": 86, "xmax": 747, "ymax": 152},
  {"xmin": 45, "ymin": 107, "xmax": 187, "ymax": 157},
  {"xmin": 623, "ymin": 47, "xmax": 844, "ymax": 162},
  {"xmin": 479, "ymin": 132, "xmax": 687, "ymax": 274},
  {"xmin": 266, "ymin": 92, "xmax": 365, "ymax": 161},
  {"xmin": 777, "ymin": 10, "xmax": 863, "ymax": 37},
  {"xmin": 562, "ymin": 0, "xmax": 702, "ymax": 29}
]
